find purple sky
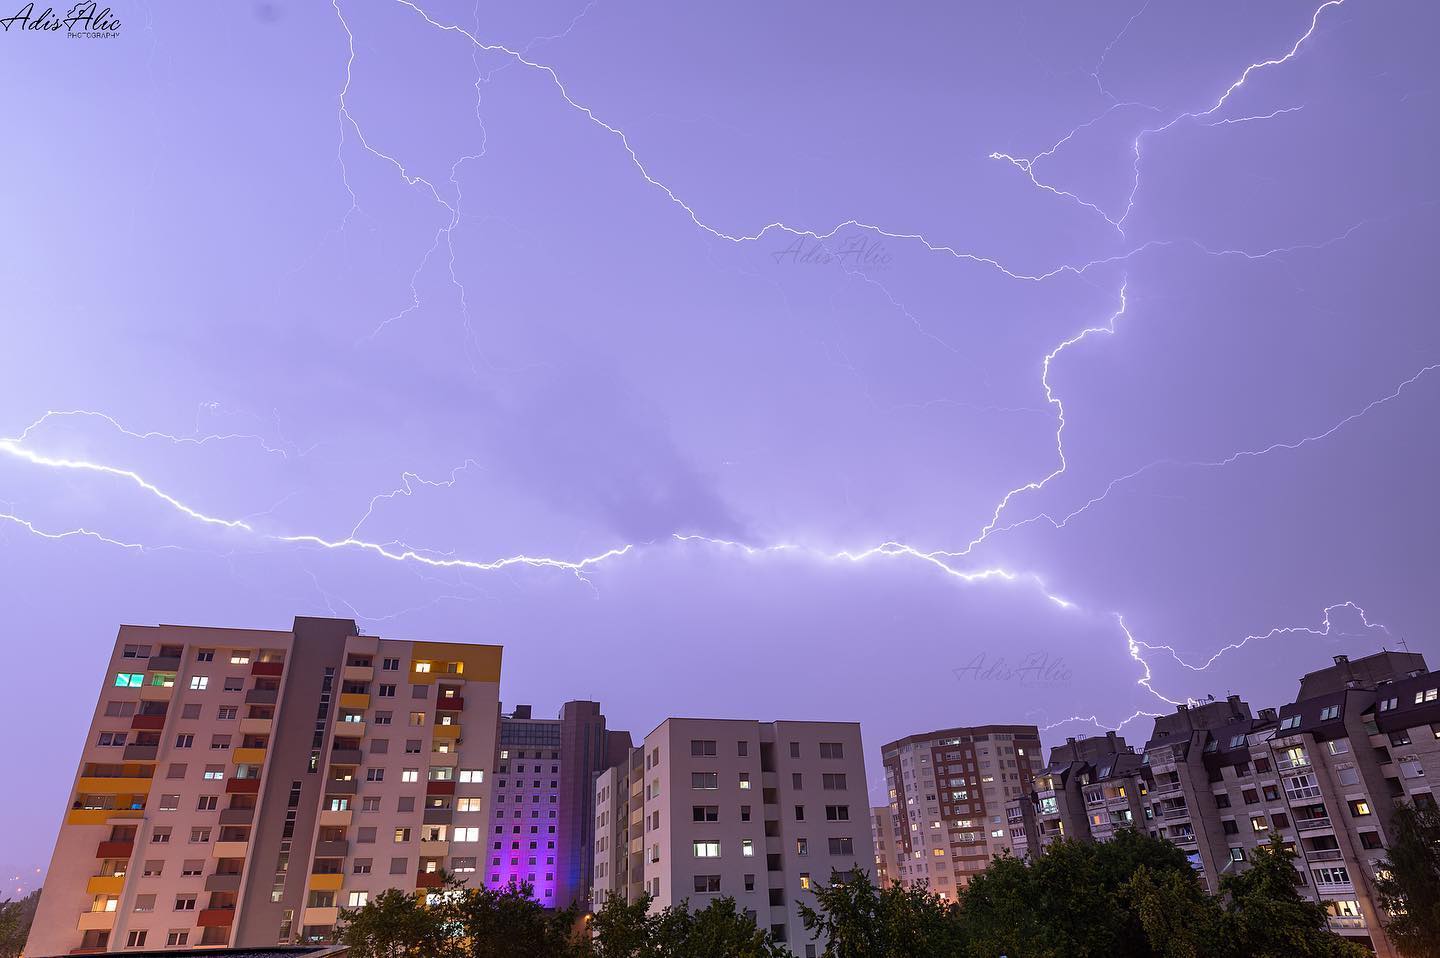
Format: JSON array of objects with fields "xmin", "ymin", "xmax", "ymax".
[{"xmin": 2, "ymin": 0, "xmax": 1437, "ymax": 871}]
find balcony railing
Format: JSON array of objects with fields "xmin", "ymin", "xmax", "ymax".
[
  {"xmin": 1296, "ymin": 817, "xmax": 1333, "ymax": 832},
  {"xmin": 1153, "ymin": 780, "xmax": 1183, "ymax": 794},
  {"xmin": 1306, "ymin": 848, "xmax": 1344, "ymax": 862}
]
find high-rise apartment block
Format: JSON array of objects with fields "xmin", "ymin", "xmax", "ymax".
[
  {"xmin": 28, "ymin": 617, "xmax": 502, "ymax": 955},
  {"xmin": 1004, "ymin": 731, "xmax": 1150, "ymax": 859},
  {"xmin": 591, "ymin": 718, "xmax": 873, "ymax": 956},
  {"xmin": 489, "ymin": 702, "xmax": 631, "ymax": 910},
  {"xmin": 1005, "ymin": 649, "xmax": 1440, "ymax": 958},
  {"xmin": 880, "ymin": 724, "xmax": 1042, "ymax": 897}
]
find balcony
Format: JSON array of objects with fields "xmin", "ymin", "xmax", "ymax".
[
  {"xmin": 308, "ymin": 873, "xmax": 344, "ymax": 892},
  {"xmin": 212, "ymin": 841, "xmax": 249, "ymax": 858},
  {"xmin": 1153, "ymin": 780, "xmax": 1183, "ymax": 794},
  {"xmin": 326, "ymin": 778, "xmax": 358, "ymax": 796},
  {"xmin": 1296, "ymin": 817, "xmax": 1334, "ymax": 832},
  {"xmin": 422, "ymin": 807, "xmax": 453, "ymax": 826},
  {"xmin": 343, "ymin": 664, "xmax": 375, "ymax": 683},
  {"xmin": 1161, "ymin": 805, "xmax": 1190, "ymax": 820},
  {"xmin": 67, "ymin": 809, "xmax": 144, "ymax": 827},
  {"xmin": 432, "ymin": 724, "xmax": 460, "ymax": 741},
  {"xmin": 76, "ymin": 911, "xmax": 116, "ymax": 932},
  {"xmin": 416, "ymin": 872, "xmax": 444, "ymax": 889},
  {"xmin": 122, "ymin": 744, "xmax": 158, "ymax": 762},
  {"xmin": 147, "ymin": 655, "xmax": 182, "ymax": 671},
  {"xmin": 429, "ymin": 750, "xmax": 459, "ymax": 768},
  {"xmin": 338, "ymin": 692, "xmax": 370, "ymax": 711},
  {"xmin": 225, "ymin": 778, "xmax": 261, "ymax": 795},
  {"xmin": 330, "ymin": 747, "xmax": 363, "ymax": 766},
  {"xmin": 1170, "ymin": 833, "xmax": 1198, "ymax": 846},
  {"xmin": 1329, "ymin": 916, "xmax": 1367, "ymax": 931},
  {"xmin": 138, "ymin": 683, "xmax": 174, "ymax": 702},
  {"xmin": 1307, "ymin": 848, "xmax": 1344, "ymax": 863},
  {"xmin": 419, "ymin": 839, "xmax": 450, "ymax": 856},
  {"xmin": 130, "ymin": 713, "xmax": 166, "ymax": 731},
  {"xmin": 77, "ymin": 776, "xmax": 154, "ymax": 795},
  {"xmin": 218, "ymin": 807, "xmax": 255, "ymax": 826},
  {"xmin": 197, "ymin": 907, "xmax": 236, "ymax": 927},
  {"xmin": 232, "ymin": 747, "xmax": 267, "ymax": 766},
  {"xmin": 251, "ymin": 661, "xmax": 284, "ymax": 677},
  {"xmin": 315, "ymin": 839, "xmax": 350, "ymax": 858},
  {"xmin": 436, "ymin": 696, "xmax": 465, "ymax": 711},
  {"xmin": 239, "ymin": 717, "xmax": 273, "ymax": 736},
  {"xmin": 244, "ymin": 688, "xmax": 278, "ymax": 705},
  {"xmin": 318, "ymin": 808, "xmax": 353, "ymax": 827},
  {"xmin": 302, "ymin": 906, "xmax": 339, "ymax": 927},
  {"xmin": 425, "ymin": 781, "xmax": 455, "ymax": 797},
  {"xmin": 204, "ymin": 873, "xmax": 242, "ymax": 893},
  {"xmin": 95, "ymin": 841, "xmax": 134, "ymax": 859},
  {"xmin": 335, "ymin": 719, "xmax": 367, "ymax": 738},
  {"xmin": 85, "ymin": 876, "xmax": 125, "ymax": 896}
]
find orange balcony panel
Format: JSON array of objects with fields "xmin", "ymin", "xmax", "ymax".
[
  {"xmin": 197, "ymin": 907, "xmax": 236, "ymax": 927},
  {"xmin": 309, "ymin": 872, "xmax": 344, "ymax": 892},
  {"xmin": 225, "ymin": 778, "xmax": 261, "ymax": 794},
  {"xmin": 338, "ymin": 692, "xmax": 370, "ymax": 711},
  {"xmin": 67, "ymin": 809, "xmax": 144, "ymax": 826},
  {"xmin": 96, "ymin": 840, "xmax": 134, "ymax": 859},
  {"xmin": 251, "ymin": 661, "xmax": 284, "ymax": 677},
  {"xmin": 130, "ymin": 714, "xmax": 166, "ymax": 731},
  {"xmin": 432, "ymin": 724, "xmax": 460, "ymax": 740},
  {"xmin": 232, "ymin": 747, "xmax": 267, "ymax": 766},
  {"xmin": 85, "ymin": 875, "xmax": 125, "ymax": 896}
]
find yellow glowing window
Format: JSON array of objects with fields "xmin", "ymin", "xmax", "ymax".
[{"xmin": 414, "ymin": 662, "xmax": 432, "ymax": 674}]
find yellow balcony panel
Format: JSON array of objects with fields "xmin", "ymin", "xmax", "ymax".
[
  {"xmin": 338, "ymin": 692, "xmax": 370, "ymax": 711},
  {"xmin": 212, "ymin": 840, "xmax": 249, "ymax": 858},
  {"xmin": 86, "ymin": 875, "xmax": 126, "ymax": 896},
  {"xmin": 302, "ymin": 906, "xmax": 339, "ymax": 927},
  {"xmin": 66, "ymin": 808, "xmax": 144, "ymax": 826},
  {"xmin": 232, "ymin": 747, "xmax": 267, "ymax": 766},
  {"xmin": 239, "ymin": 717, "xmax": 273, "ymax": 736},
  {"xmin": 335, "ymin": 720, "xmax": 367, "ymax": 738},
  {"xmin": 343, "ymin": 664, "xmax": 375, "ymax": 683},
  {"xmin": 432, "ymin": 724, "xmax": 460, "ymax": 740},
  {"xmin": 309, "ymin": 872, "xmax": 344, "ymax": 892},
  {"xmin": 77, "ymin": 910, "xmax": 117, "ymax": 932},
  {"xmin": 429, "ymin": 751, "xmax": 459, "ymax": 767},
  {"xmin": 139, "ymin": 683, "xmax": 175, "ymax": 702},
  {"xmin": 77, "ymin": 776, "xmax": 154, "ymax": 794},
  {"xmin": 318, "ymin": 808, "xmax": 353, "ymax": 828},
  {"xmin": 419, "ymin": 839, "xmax": 450, "ymax": 856},
  {"xmin": 412, "ymin": 641, "xmax": 501, "ymax": 684}
]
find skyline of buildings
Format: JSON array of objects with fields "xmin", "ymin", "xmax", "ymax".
[{"xmin": 20, "ymin": 615, "xmax": 1439, "ymax": 956}]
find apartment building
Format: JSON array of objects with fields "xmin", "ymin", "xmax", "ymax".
[
  {"xmin": 869, "ymin": 805, "xmax": 902, "ymax": 887},
  {"xmin": 489, "ymin": 702, "xmax": 631, "ymax": 910},
  {"xmin": 1004, "ymin": 732, "xmax": 1150, "ymax": 859},
  {"xmin": 880, "ymin": 724, "xmax": 1042, "ymax": 897},
  {"xmin": 27, "ymin": 617, "xmax": 502, "ymax": 955},
  {"xmin": 591, "ymin": 718, "xmax": 873, "ymax": 955}
]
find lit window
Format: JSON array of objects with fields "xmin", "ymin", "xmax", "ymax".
[
  {"xmin": 347, "ymin": 891, "xmax": 368, "ymax": 907},
  {"xmin": 189, "ymin": 676, "xmax": 209, "ymax": 690},
  {"xmin": 692, "ymin": 841, "xmax": 721, "ymax": 858},
  {"xmin": 114, "ymin": 673, "xmax": 144, "ymax": 688},
  {"xmin": 459, "ymin": 769, "xmax": 484, "ymax": 783},
  {"xmin": 229, "ymin": 652, "xmax": 251, "ymax": 665},
  {"xmin": 742, "ymin": 839, "xmax": 755, "ymax": 857},
  {"xmin": 402, "ymin": 769, "xmax": 419, "ymax": 783},
  {"xmin": 414, "ymin": 662, "xmax": 432, "ymax": 673}
]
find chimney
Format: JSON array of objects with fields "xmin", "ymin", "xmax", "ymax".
[{"xmin": 1333, "ymin": 654, "xmax": 1349, "ymax": 666}]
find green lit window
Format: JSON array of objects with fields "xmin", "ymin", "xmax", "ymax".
[{"xmin": 115, "ymin": 673, "xmax": 144, "ymax": 687}]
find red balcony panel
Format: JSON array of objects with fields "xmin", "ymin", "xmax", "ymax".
[
  {"xmin": 415, "ymin": 872, "xmax": 443, "ymax": 889},
  {"xmin": 197, "ymin": 907, "xmax": 236, "ymax": 927},
  {"xmin": 251, "ymin": 661, "xmax": 284, "ymax": 677},
  {"xmin": 225, "ymin": 778, "xmax": 261, "ymax": 794},
  {"xmin": 96, "ymin": 840, "xmax": 134, "ymax": 859},
  {"xmin": 425, "ymin": 781, "xmax": 455, "ymax": 796},
  {"xmin": 130, "ymin": 714, "xmax": 166, "ymax": 731},
  {"xmin": 436, "ymin": 697, "xmax": 465, "ymax": 711}
]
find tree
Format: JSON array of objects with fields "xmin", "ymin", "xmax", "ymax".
[
  {"xmin": 1375, "ymin": 801, "xmax": 1440, "ymax": 957},
  {"xmin": 1126, "ymin": 863, "xmax": 1225, "ymax": 958},
  {"xmin": 336, "ymin": 886, "xmax": 460, "ymax": 958},
  {"xmin": 1218, "ymin": 834, "xmax": 1368, "ymax": 958},
  {"xmin": 588, "ymin": 892, "xmax": 655, "ymax": 958},
  {"xmin": 651, "ymin": 896, "xmax": 789, "ymax": 958},
  {"xmin": 0, "ymin": 891, "xmax": 39, "ymax": 958},
  {"xmin": 445, "ymin": 878, "xmax": 589, "ymax": 958},
  {"xmin": 798, "ymin": 867, "xmax": 965, "ymax": 958}
]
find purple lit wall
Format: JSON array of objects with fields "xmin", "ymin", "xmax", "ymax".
[{"xmin": 1, "ymin": 0, "xmax": 1437, "ymax": 875}]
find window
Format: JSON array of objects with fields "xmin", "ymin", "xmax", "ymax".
[
  {"xmin": 103, "ymin": 701, "xmax": 136, "ymax": 718},
  {"xmin": 114, "ymin": 672, "xmax": 144, "ymax": 687},
  {"xmin": 825, "ymin": 805, "xmax": 850, "ymax": 821},
  {"xmin": 796, "ymin": 805, "xmax": 805, "ymax": 821},
  {"xmin": 353, "ymin": 858, "xmax": 373, "ymax": 874},
  {"xmin": 741, "ymin": 839, "xmax": 755, "ymax": 857},
  {"xmin": 362, "ymin": 796, "xmax": 382, "ymax": 812},
  {"xmin": 739, "ymin": 772, "xmax": 751, "ymax": 790},
  {"xmin": 458, "ymin": 798, "xmax": 484, "ymax": 812},
  {"xmin": 819, "ymin": 742, "xmax": 844, "ymax": 759},
  {"xmin": 1251, "ymin": 816, "xmax": 1267, "ymax": 832},
  {"xmin": 357, "ymin": 827, "xmax": 377, "ymax": 844},
  {"xmin": 1379, "ymin": 697, "xmax": 1398, "ymax": 712},
  {"xmin": 390, "ymin": 857, "xmax": 408, "ymax": 875},
  {"xmin": 1278, "ymin": 715, "xmax": 1301, "ymax": 731},
  {"xmin": 402, "ymin": 769, "xmax": 419, "ymax": 783},
  {"xmin": 189, "ymin": 827, "xmax": 211, "ymax": 843},
  {"xmin": 796, "ymin": 838, "xmax": 808, "ymax": 856},
  {"xmin": 828, "ymin": 837, "xmax": 854, "ymax": 856},
  {"xmin": 174, "ymin": 895, "xmax": 197, "ymax": 911},
  {"xmin": 166, "ymin": 931, "xmax": 189, "ymax": 947},
  {"xmin": 382, "ymin": 657, "xmax": 400, "ymax": 671},
  {"xmin": 693, "ymin": 840, "xmax": 721, "ymax": 858},
  {"xmin": 347, "ymin": 891, "xmax": 369, "ymax": 907},
  {"xmin": 366, "ymin": 768, "xmax": 385, "ymax": 782},
  {"xmin": 454, "ymin": 827, "xmax": 480, "ymax": 842},
  {"xmin": 790, "ymin": 742, "xmax": 801, "ymax": 758},
  {"xmin": 691, "ymin": 739, "xmax": 717, "ymax": 756},
  {"xmin": 202, "ymin": 765, "xmax": 223, "ymax": 780},
  {"xmin": 374, "ymin": 711, "xmax": 393, "ymax": 725},
  {"xmin": 379, "ymin": 684, "xmax": 397, "ymax": 697},
  {"xmin": 395, "ymin": 828, "xmax": 412, "ymax": 843},
  {"xmin": 404, "ymin": 739, "xmax": 421, "ymax": 754},
  {"xmin": 181, "ymin": 703, "xmax": 201, "ymax": 720},
  {"xmin": 132, "ymin": 894, "xmax": 155, "ymax": 913},
  {"xmin": 408, "ymin": 711, "xmax": 427, "ymax": 727},
  {"xmin": 97, "ymin": 731, "xmax": 127, "ymax": 747},
  {"xmin": 1320, "ymin": 705, "xmax": 1339, "ymax": 721},
  {"xmin": 1313, "ymin": 866, "xmax": 1351, "ymax": 886},
  {"xmin": 823, "ymin": 773, "xmax": 847, "ymax": 790},
  {"xmin": 459, "ymin": 769, "xmax": 484, "ymax": 783},
  {"xmin": 1349, "ymin": 800, "xmax": 1372, "ymax": 817},
  {"xmin": 412, "ymin": 685, "xmax": 428, "ymax": 699},
  {"xmin": 414, "ymin": 662, "xmax": 432, "ymax": 673},
  {"xmin": 175, "ymin": 734, "xmax": 194, "ymax": 749},
  {"xmin": 158, "ymin": 794, "xmax": 180, "ymax": 811},
  {"xmin": 1229, "ymin": 847, "xmax": 1245, "ymax": 863},
  {"xmin": 189, "ymin": 676, "xmax": 209, "ymax": 690},
  {"xmin": 1416, "ymin": 688, "xmax": 1439, "ymax": 705},
  {"xmin": 151, "ymin": 827, "xmax": 172, "ymax": 844},
  {"xmin": 738, "ymin": 741, "xmax": 749, "ymax": 756},
  {"xmin": 370, "ymin": 739, "xmax": 389, "ymax": 755},
  {"xmin": 223, "ymin": 677, "xmax": 243, "ymax": 691},
  {"xmin": 210, "ymin": 735, "xmax": 231, "ymax": 750},
  {"xmin": 122, "ymin": 644, "xmax": 150, "ymax": 658},
  {"xmin": 197, "ymin": 649, "xmax": 214, "ymax": 662},
  {"xmin": 740, "ymin": 805, "xmax": 751, "ymax": 822},
  {"xmin": 1222, "ymin": 819, "xmax": 1239, "ymax": 835},
  {"xmin": 142, "ymin": 861, "xmax": 163, "ymax": 877},
  {"xmin": 694, "ymin": 874, "xmax": 721, "ymax": 893},
  {"xmin": 692, "ymin": 772, "xmax": 718, "ymax": 790},
  {"xmin": 693, "ymin": 805, "xmax": 719, "ymax": 822},
  {"xmin": 126, "ymin": 931, "xmax": 148, "ymax": 948}
]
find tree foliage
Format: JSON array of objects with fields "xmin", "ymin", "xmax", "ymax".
[
  {"xmin": 0, "ymin": 892, "xmax": 39, "ymax": 958},
  {"xmin": 1375, "ymin": 801, "xmax": 1440, "ymax": 958}
]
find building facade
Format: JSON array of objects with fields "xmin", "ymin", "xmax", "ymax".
[
  {"xmin": 869, "ymin": 804, "xmax": 902, "ymax": 887},
  {"xmin": 591, "ymin": 718, "xmax": 873, "ymax": 956},
  {"xmin": 488, "ymin": 702, "xmax": 630, "ymax": 910},
  {"xmin": 880, "ymin": 724, "xmax": 1042, "ymax": 897},
  {"xmin": 1004, "ymin": 732, "xmax": 1150, "ymax": 859},
  {"xmin": 28, "ymin": 617, "xmax": 502, "ymax": 955}
]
